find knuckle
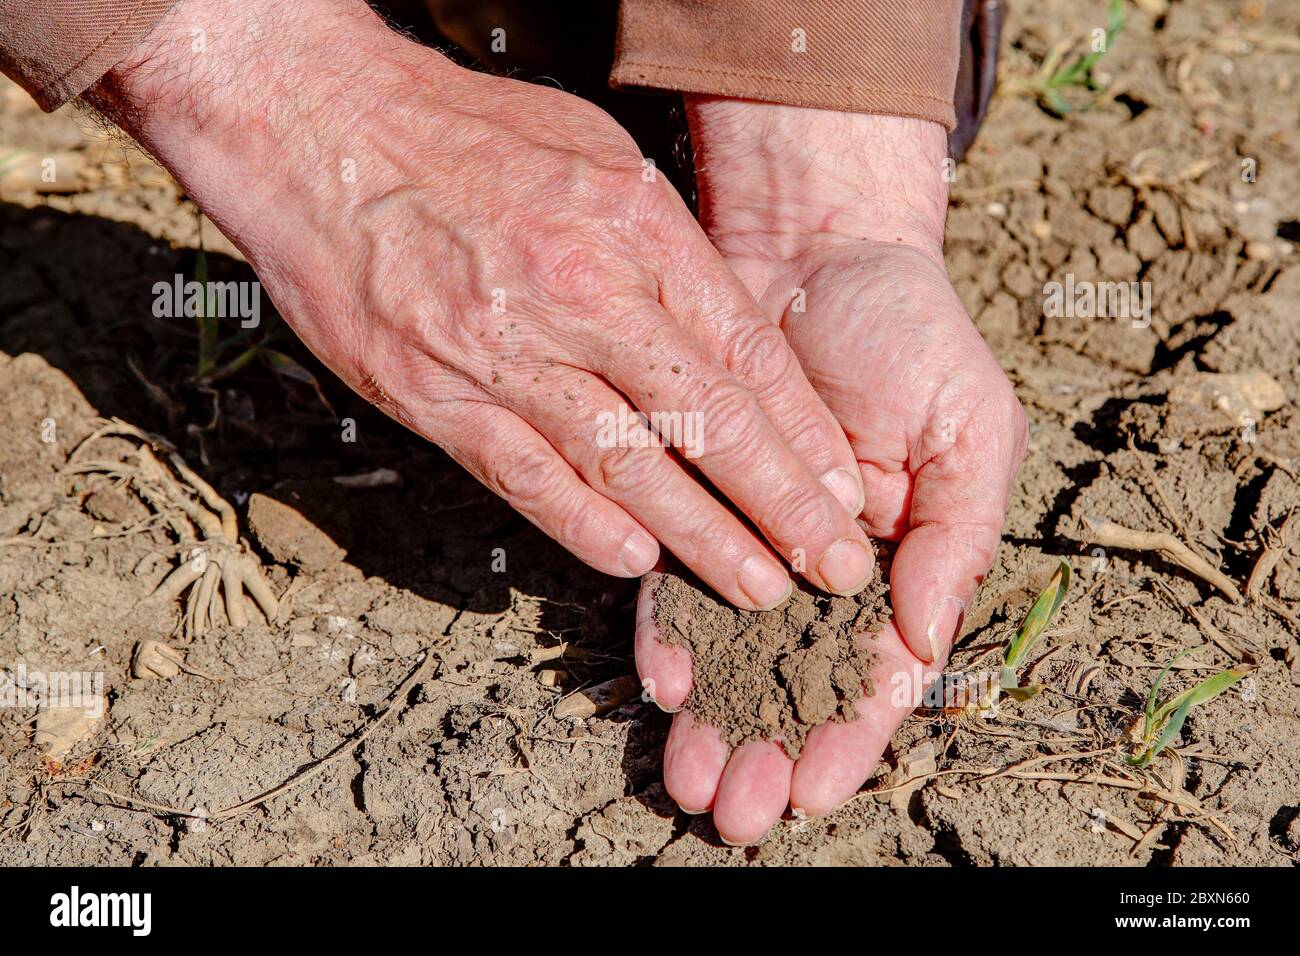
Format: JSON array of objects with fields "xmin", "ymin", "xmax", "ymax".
[
  {"xmin": 700, "ymin": 383, "xmax": 766, "ymax": 461},
  {"xmin": 622, "ymin": 178, "xmax": 678, "ymax": 243},
  {"xmin": 583, "ymin": 163, "xmax": 679, "ymax": 247},
  {"xmin": 594, "ymin": 441, "xmax": 659, "ymax": 493},
  {"xmin": 952, "ymin": 519, "xmax": 1003, "ymax": 571},
  {"xmin": 723, "ymin": 321, "xmax": 795, "ymax": 399},
  {"xmin": 763, "ymin": 485, "xmax": 837, "ymax": 548},
  {"xmin": 779, "ymin": 405, "xmax": 840, "ymax": 462},
  {"xmin": 549, "ymin": 494, "xmax": 607, "ymax": 555},
  {"xmin": 492, "ymin": 446, "xmax": 562, "ymax": 506},
  {"xmin": 666, "ymin": 503, "xmax": 733, "ymax": 566}
]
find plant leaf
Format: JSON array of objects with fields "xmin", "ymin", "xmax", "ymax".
[
  {"xmin": 1144, "ymin": 648, "xmax": 1190, "ymax": 729},
  {"xmin": 203, "ymin": 345, "xmax": 262, "ymax": 384},
  {"xmin": 261, "ymin": 348, "xmax": 336, "ymax": 416},
  {"xmin": 1003, "ymin": 684, "xmax": 1043, "ymax": 703},
  {"xmin": 1150, "ymin": 666, "xmax": 1250, "ymax": 731},
  {"xmin": 1004, "ymin": 559, "xmax": 1071, "ymax": 671},
  {"xmin": 1146, "ymin": 697, "xmax": 1194, "ymax": 766}
]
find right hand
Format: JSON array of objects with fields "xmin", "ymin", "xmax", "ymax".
[{"xmin": 92, "ymin": 0, "xmax": 878, "ymax": 608}]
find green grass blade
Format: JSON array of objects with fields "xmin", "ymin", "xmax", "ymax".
[
  {"xmin": 1042, "ymin": 0, "xmax": 1127, "ymax": 114},
  {"xmin": 261, "ymin": 348, "xmax": 336, "ymax": 416},
  {"xmin": 1150, "ymin": 666, "xmax": 1250, "ymax": 730},
  {"xmin": 1003, "ymin": 684, "xmax": 1043, "ymax": 703},
  {"xmin": 1148, "ymin": 697, "xmax": 1193, "ymax": 765},
  {"xmin": 1004, "ymin": 559, "xmax": 1071, "ymax": 671},
  {"xmin": 1059, "ymin": 0, "xmax": 1126, "ymax": 85},
  {"xmin": 1043, "ymin": 90, "xmax": 1073, "ymax": 117},
  {"xmin": 203, "ymin": 345, "xmax": 262, "ymax": 384},
  {"xmin": 1144, "ymin": 648, "xmax": 1190, "ymax": 727},
  {"xmin": 193, "ymin": 222, "xmax": 219, "ymax": 380}
]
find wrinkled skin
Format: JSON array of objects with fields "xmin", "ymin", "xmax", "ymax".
[
  {"xmin": 93, "ymin": 0, "xmax": 878, "ymax": 613},
  {"xmin": 634, "ymin": 100, "xmax": 1028, "ymax": 843},
  {"xmin": 89, "ymin": 0, "xmax": 1027, "ymax": 844}
]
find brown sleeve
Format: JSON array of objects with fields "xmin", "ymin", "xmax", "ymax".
[
  {"xmin": 610, "ymin": 0, "xmax": 962, "ymax": 129},
  {"xmin": 0, "ymin": 0, "xmax": 178, "ymax": 111}
]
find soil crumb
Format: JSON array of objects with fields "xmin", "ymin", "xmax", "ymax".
[{"xmin": 652, "ymin": 559, "xmax": 890, "ymax": 758}]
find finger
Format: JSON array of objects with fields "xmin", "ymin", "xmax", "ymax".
[
  {"xmin": 434, "ymin": 401, "xmax": 661, "ymax": 578},
  {"xmin": 892, "ymin": 384, "xmax": 1028, "ymax": 662},
  {"xmin": 663, "ymin": 710, "xmax": 729, "ymax": 814},
  {"xmin": 724, "ymin": 321, "xmax": 865, "ymax": 515},
  {"xmin": 857, "ymin": 462, "xmax": 912, "ymax": 540},
  {"xmin": 790, "ymin": 620, "xmax": 923, "ymax": 815},
  {"xmin": 711, "ymin": 740, "xmax": 794, "ymax": 846},
  {"xmin": 501, "ymin": 365, "xmax": 792, "ymax": 610},
  {"xmin": 653, "ymin": 180, "xmax": 866, "ymax": 515},
  {"xmin": 596, "ymin": 306, "xmax": 877, "ymax": 597},
  {"xmin": 634, "ymin": 567, "xmax": 693, "ymax": 711},
  {"xmin": 666, "ymin": 263, "xmax": 865, "ymax": 512}
]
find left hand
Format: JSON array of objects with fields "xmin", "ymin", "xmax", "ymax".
[{"xmin": 635, "ymin": 100, "xmax": 1028, "ymax": 843}]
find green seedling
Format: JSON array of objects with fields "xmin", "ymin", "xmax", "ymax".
[
  {"xmin": 999, "ymin": 559, "xmax": 1071, "ymax": 703},
  {"xmin": 1004, "ymin": 0, "xmax": 1126, "ymax": 117},
  {"xmin": 193, "ymin": 235, "xmax": 220, "ymax": 380},
  {"xmin": 187, "ymin": 213, "xmax": 332, "ymax": 412},
  {"xmin": 1127, "ymin": 651, "xmax": 1250, "ymax": 769}
]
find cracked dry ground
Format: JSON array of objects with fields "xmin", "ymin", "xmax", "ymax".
[{"xmin": 2, "ymin": 0, "xmax": 1299, "ymax": 865}]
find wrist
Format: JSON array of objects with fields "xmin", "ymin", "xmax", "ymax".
[
  {"xmin": 685, "ymin": 96, "xmax": 950, "ymax": 263},
  {"xmin": 84, "ymin": 0, "xmax": 469, "ymax": 294},
  {"xmin": 89, "ymin": 0, "xmax": 360, "ymax": 142},
  {"xmin": 85, "ymin": 0, "xmax": 460, "ymax": 234}
]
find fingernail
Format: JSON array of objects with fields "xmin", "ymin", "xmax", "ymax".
[
  {"xmin": 924, "ymin": 595, "xmax": 965, "ymax": 663},
  {"xmin": 816, "ymin": 538, "xmax": 874, "ymax": 595},
  {"xmin": 821, "ymin": 466, "xmax": 864, "ymax": 515},
  {"xmin": 678, "ymin": 805, "xmax": 709, "ymax": 816},
  {"xmin": 719, "ymin": 830, "xmax": 766, "ymax": 847},
  {"xmin": 619, "ymin": 531, "xmax": 658, "ymax": 576},
  {"xmin": 738, "ymin": 554, "xmax": 791, "ymax": 610}
]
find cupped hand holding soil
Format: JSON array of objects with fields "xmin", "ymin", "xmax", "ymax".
[
  {"xmin": 636, "ymin": 100, "xmax": 1028, "ymax": 845},
  {"xmin": 650, "ymin": 560, "xmax": 892, "ymax": 761},
  {"xmin": 87, "ymin": 0, "xmax": 1026, "ymax": 849}
]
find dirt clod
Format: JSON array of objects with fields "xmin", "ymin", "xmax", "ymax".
[
  {"xmin": 652, "ymin": 561, "xmax": 890, "ymax": 758},
  {"xmin": 247, "ymin": 491, "xmax": 347, "ymax": 571}
]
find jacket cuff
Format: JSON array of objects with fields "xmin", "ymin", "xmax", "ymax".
[
  {"xmin": 0, "ymin": 0, "xmax": 179, "ymax": 111},
  {"xmin": 611, "ymin": 0, "xmax": 962, "ymax": 130}
]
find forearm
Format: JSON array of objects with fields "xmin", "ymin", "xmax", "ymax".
[
  {"xmin": 83, "ymin": 0, "xmax": 468, "ymax": 361},
  {"xmin": 87, "ymin": 0, "xmax": 399, "ymax": 230}
]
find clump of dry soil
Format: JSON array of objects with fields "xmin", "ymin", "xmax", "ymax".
[{"xmin": 652, "ymin": 561, "xmax": 890, "ymax": 758}]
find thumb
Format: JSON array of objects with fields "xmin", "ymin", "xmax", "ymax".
[{"xmin": 890, "ymin": 384, "xmax": 1027, "ymax": 664}]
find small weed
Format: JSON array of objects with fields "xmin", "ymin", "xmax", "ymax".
[
  {"xmin": 188, "ymin": 213, "xmax": 333, "ymax": 413},
  {"xmin": 999, "ymin": 559, "xmax": 1071, "ymax": 703},
  {"xmin": 1004, "ymin": 0, "xmax": 1126, "ymax": 117},
  {"xmin": 1126, "ymin": 651, "xmax": 1250, "ymax": 768}
]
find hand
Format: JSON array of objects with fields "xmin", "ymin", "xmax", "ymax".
[
  {"xmin": 89, "ymin": 0, "xmax": 881, "ymax": 609},
  {"xmin": 635, "ymin": 100, "xmax": 1027, "ymax": 842}
]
